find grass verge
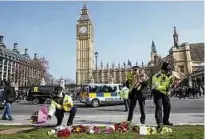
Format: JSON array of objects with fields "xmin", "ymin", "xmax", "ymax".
[{"xmin": 0, "ymin": 125, "xmax": 204, "ymax": 139}]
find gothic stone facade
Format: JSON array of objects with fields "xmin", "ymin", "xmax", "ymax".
[
  {"xmin": 92, "ymin": 62, "xmax": 140, "ymax": 84},
  {"xmin": 164, "ymin": 27, "xmax": 204, "ymax": 86}
]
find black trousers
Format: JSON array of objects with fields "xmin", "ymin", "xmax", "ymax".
[
  {"xmin": 55, "ymin": 106, "xmax": 77, "ymax": 126},
  {"xmin": 152, "ymin": 89, "xmax": 171, "ymax": 125},
  {"xmin": 127, "ymin": 88, "xmax": 146, "ymax": 123},
  {"xmin": 123, "ymin": 99, "xmax": 129, "ymax": 111}
]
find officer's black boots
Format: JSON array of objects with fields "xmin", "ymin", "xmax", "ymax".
[
  {"xmin": 163, "ymin": 121, "xmax": 173, "ymax": 126},
  {"xmin": 140, "ymin": 116, "xmax": 145, "ymax": 124}
]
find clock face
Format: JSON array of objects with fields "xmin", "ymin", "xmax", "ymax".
[{"xmin": 79, "ymin": 26, "xmax": 87, "ymax": 33}]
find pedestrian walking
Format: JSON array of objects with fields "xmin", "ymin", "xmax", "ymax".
[
  {"xmin": 127, "ymin": 66, "xmax": 149, "ymax": 124},
  {"xmin": 1, "ymin": 80, "xmax": 16, "ymax": 121},
  {"xmin": 120, "ymin": 83, "xmax": 130, "ymax": 112},
  {"xmin": 151, "ymin": 61, "xmax": 180, "ymax": 131}
]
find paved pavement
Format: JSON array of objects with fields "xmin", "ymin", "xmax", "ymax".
[{"xmin": 0, "ymin": 98, "xmax": 204, "ymax": 126}]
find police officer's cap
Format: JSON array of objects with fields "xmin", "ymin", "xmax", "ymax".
[
  {"xmin": 161, "ymin": 61, "xmax": 171, "ymax": 71},
  {"xmin": 55, "ymin": 86, "xmax": 63, "ymax": 92},
  {"xmin": 132, "ymin": 66, "xmax": 140, "ymax": 70}
]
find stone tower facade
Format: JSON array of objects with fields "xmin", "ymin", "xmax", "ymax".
[
  {"xmin": 168, "ymin": 26, "xmax": 204, "ymax": 81},
  {"xmin": 148, "ymin": 41, "xmax": 161, "ymax": 68},
  {"xmin": 169, "ymin": 26, "xmax": 192, "ymax": 79},
  {"xmin": 150, "ymin": 41, "xmax": 158, "ymax": 67},
  {"xmin": 76, "ymin": 3, "xmax": 94, "ymax": 85}
]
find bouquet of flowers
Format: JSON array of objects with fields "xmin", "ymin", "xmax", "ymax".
[
  {"xmin": 114, "ymin": 122, "xmax": 129, "ymax": 133},
  {"xmin": 30, "ymin": 105, "xmax": 48, "ymax": 124},
  {"xmin": 134, "ymin": 125, "xmax": 172, "ymax": 135},
  {"xmin": 63, "ymin": 101, "xmax": 73, "ymax": 112},
  {"xmin": 71, "ymin": 125, "xmax": 89, "ymax": 134},
  {"xmin": 57, "ymin": 128, "xmax": 71, "ymax": 138},
  {"xmin": 104, "ymin": 126, "xmax": 114, "ymax": 134},
  {"xmin": 30, "ymin": 111, "xmax": 38, "ymax": 124},
  {"xmin": 48, "ymin": 129, "xmax": 56, "ymax": 136},
  {"xmin": 132, "ymin": 126, "xmax": 140, "ymax": 134},
  {"xmin": 87, "ymin": 125, "xmax": 101, "ymax": 134},
  {"xmin": 159, "ymin": 127, "xmax": 172, "ymax": 135},
  {"xmin": 146, "ymin": 126, "xmax": 157, "ymax": 135}
]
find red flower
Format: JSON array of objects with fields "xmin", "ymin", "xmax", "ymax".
[
  {"xmin": 93, "ymin": 126, "xmax": 101, "ymax": 134},
  {"xmin": 57, "ymin": 128, "xmax": 71, "ymax": 137},
  {"xmin": 114, "ymin": 122, "xmax": 129, "ymax": 133},
  {"xmin": 124, "ymin": 124, "xmax": 128, "ymax": 129},
  {"xmin": 114, "ymin": 124, "xmax": 119, "ymax": 131}
]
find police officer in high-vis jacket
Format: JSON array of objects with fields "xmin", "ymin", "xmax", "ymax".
[
  {"xmin": 127, "ymin": 66, "xmax": 149, "ymax": 124},
  {"xmin": 152, "ymin": 61, "xmax": 175, "ymax": 130},
  {"xmin": 120, "ymin": 82, "xmax": 130, "ymax": 112},
  {"xmin": 47, "ymin": 86, "xmax": 77, "ymax": 126},
  {"xmin": 125, "ymin": 69, "xmax": 135, "ymax": 89}
]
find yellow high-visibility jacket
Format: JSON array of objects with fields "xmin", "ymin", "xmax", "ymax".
[
  {"xmin": 126, "ymin": 72, "xmax": 134, "ymax": 89},
  {"xmin": 152, "ymin": 71, "xmax": 174, "ymax": 95},
  {"xmin": 120, "ymin": 87, "xmax": 130, "ymax": 99},
  {"xmin": 48, "ymin": 94, "xmax": 73, "ymax": 116}
]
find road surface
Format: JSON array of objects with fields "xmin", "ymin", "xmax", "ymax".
[{"xmin": 6, "ymin": 98, "xmax": 204, "ymax": 115}]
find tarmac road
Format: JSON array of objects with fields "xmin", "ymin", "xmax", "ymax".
[{"xmin": 5, "ymin": 97, "xmax": 204, "ymax": 116}]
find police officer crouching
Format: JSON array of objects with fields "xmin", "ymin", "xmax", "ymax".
[
  {"xmin": 47, "ymin": 86, "xmax": 77, "ymax": 126},
  {"xmin": 152, "ymin": 61, "xmax": 174, "ymax": 130}
]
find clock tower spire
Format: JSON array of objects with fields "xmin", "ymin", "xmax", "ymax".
[{"xmin": 76, "ymin": 3, "xmax": 94, "ymax": 85}]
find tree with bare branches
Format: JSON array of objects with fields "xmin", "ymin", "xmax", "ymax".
[{"xmin": 14, "ymin": 56, "xmax": 52, "ymax": 87}]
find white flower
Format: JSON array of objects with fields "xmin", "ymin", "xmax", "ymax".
[{"xmin": 89, "ymin": 129, "xmax": 95, "ymax": 134}]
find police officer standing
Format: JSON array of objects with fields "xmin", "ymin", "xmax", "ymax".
[
  {"xmin": 127, "ymin": 66, "xmax": 149, "ymax": 124},
  {"xmin": 152, "ymin": 61, "xmax": 176, "ymax": 130},
  {"xmin": 120, "ymin": 83, "xmax": 130, "ymax": 112}
]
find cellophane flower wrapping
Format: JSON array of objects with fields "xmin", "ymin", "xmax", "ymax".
[
  {"xmin": 30, "ymin": 105, "xmax": 48, "ymax": 124},
  {"xmin": 37, "ymin": 105, "xmax": 48, "ymax": 123},
  {"xmin": 88, "ymin": 125, "xmax": 101, "ymax": 134},
  {"xmin": 132, "ymin": 125, "xmax": 172, "ymax": 135},
  {"xmin": 114, "ymin": 122, "xmax": 129, "ymax": 133},
  {"xmin": 104, "ymin": 126, "xmax": 114, "ymax": 134}
]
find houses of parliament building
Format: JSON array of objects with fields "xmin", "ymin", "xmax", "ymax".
[
  {"xmin": 76, "ymin": 3, "xmax": 204, "ymax": 86},
  {"xmin": 76, "ymin": 3, "xmax": 155, "ymax": 85}
]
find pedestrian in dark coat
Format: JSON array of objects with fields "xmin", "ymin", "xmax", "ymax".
[{"xmin": 2, "ymin": 81, "xmax": 16, "ymax": 120}]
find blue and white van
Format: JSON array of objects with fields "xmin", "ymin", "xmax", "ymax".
[{"xmin": 80, "ymin": 83, "xmax": 124, "ymax": 107}]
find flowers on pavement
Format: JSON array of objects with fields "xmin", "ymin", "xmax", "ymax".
[
  {"xmin": 114, "ymin": 121, "xmax": 129, "ymax": 133},
  {"xmin": 46, "ymin": 121, "xmax": 173, "ymax": 137}
]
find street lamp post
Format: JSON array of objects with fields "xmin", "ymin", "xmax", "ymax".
[{"xmin": 95, "ymin": 51, "xmax": 98, "ymax": 83}]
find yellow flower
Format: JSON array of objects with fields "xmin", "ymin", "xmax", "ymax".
[{"xmin": 76, "ymin": 127, "xmax": 81, "ymax": 132}]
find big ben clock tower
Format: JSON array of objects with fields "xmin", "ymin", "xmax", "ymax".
[{"xmin": 76, "ymin": 3, "xmax": 94, "ymax": 85}]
